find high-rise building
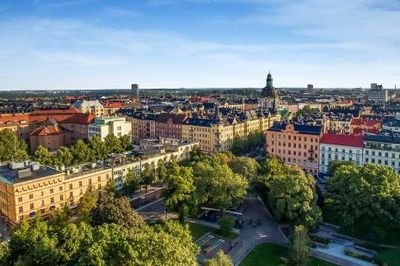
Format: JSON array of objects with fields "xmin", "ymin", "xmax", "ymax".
[
  {"xmin": 131, "ymin": 84, "xmax": 139, "ymax": 97},
  {"xmin": 307, "ymin": 84, "xmax": 314, "ymax": 94}
]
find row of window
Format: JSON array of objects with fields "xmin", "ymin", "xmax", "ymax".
[
  {"xmin": 272, "ymin": 141, "xmax": 318, "ymax": 150},
  {"xmin": 271, "ymin": 134, "xmax": 319, "ymax": 142}
]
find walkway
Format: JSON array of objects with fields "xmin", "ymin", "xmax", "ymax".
[{"xmin": 229, "ymin": 196, "xmax": 288, "ymax": 265}]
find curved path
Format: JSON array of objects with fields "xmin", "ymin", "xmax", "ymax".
[{"xmin": 229, "ymin": 196, "xmax": 289, "ymax": 265}]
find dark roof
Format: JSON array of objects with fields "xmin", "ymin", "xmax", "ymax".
[
  {"xmin": 364, "ymin": 133, "xmax": 400, "ymax": 145},
  {"xmin": 155, "ymin": 113, "xmax": 187, "ymax": 124},
  {"xmin": 185, "ymin": 118, "xmax": 222, "ymax": 127},
  {"xmin": 269, "ymin": 122, "xmax": 322, "ymax": 135}
]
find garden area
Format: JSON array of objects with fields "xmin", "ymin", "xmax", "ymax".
[
  {"xmin": 239, "ymin": 243, "xmax": 337, "ymax": 266},
  {"xmin": 188, "ymin": 222, "xmax": 238, "ymax": 241}
]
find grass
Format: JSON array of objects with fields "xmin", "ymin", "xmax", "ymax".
[
  {"xmin": 377, "ymin": 249, "xmax": 400, "ymax": 266},
  {"xmin": 188, "ymin": 222, "xmax": 238, "ymax": 240},
  {"xmin": 239, "ymin": 243, "xmax": 337, "ymax": 266}
]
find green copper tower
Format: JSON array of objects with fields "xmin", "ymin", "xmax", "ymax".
[{"xmin": 261, "ymin": 72, "xmax": 276, "ymax": 98}]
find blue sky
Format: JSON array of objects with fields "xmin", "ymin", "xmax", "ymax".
[{"xmin": 0, "ymin": 0, "xmax": 399, "ymax": 90}]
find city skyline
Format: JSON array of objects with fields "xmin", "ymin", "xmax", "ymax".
[{"xmin": 1, "ymin": 0, "xmax": 400, "ymax": 90}]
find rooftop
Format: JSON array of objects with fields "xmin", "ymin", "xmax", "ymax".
[
  {"xmin": 364, "ymin": 133, "xmax": 400, "ymax": 145},
  {"xmin": 0, "ymin": 161, "xmax": 62, "ymax": 184},
  {"xmin": 320, "ymin": 133, "xmax": 363, "ymax": 147},
  {"xmin": 269, "ymin": 122, "xmax": 322, "ymax": 135}
]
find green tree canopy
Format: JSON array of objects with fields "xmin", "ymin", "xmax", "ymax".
[
  {"xmin": 228, "ymin": 156, "xmax": 260, "ymax": 179},
  {"xmin": 78, "ymin": 189, "xmax": 97, "ymax": 223},
  {"xmin": 326, "ymin": 163, "xmax": 400, "ymax": 234},
  {"xmin": 119, "ymin": 135, "xmax": 131, "ymax": 151},
  {"xmin": 193, "ymin": 160, "xmax": 248, "ymax": 210},
  {"xmin": 205, "ymin": 250, "xmax": 233, "ymax": 266},
  {"xmin": 71, "ymin": 139, "xmax": 91, "ymax": 165},
  {"xmin": 163, "ymin": 164, "xmax": 196, "ymax": 221},
  {"xmin": 6, "ymin": 220, "xmax": 199, "ymax": 266},
  {"xmin": 33, "ymin": 145, "xmax": 53, "ymax": 166},
  {"xmin": 288, "ymin": 225, "xmax": 310, "ymax": 266},
  {"xmin": 53, "ymin": 146, "xmax": 73, "ymax": 167},
  {"xmin": 0, "ymin": 129, "xmax": 28, "ymax": 162},
  {"xmin": 254, "ymin": 157, "xmax": 321, "ymax": 228},
  {"xmin": 104, "ymin": 134, "xmax": 123, "ymax": 154},
  {"xmin": 91, "ymin": 191, "xmax": 145, "ymax": 229},
  {"xmin": 87, "ymin": 135, "xmax": 107, "ymax": 161}
]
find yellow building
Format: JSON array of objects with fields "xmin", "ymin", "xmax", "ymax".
[
  {"xmin": 182, "ymin": 110, "xmax": 280, "ymax": 153},
  {"xmin": 0, "ymin": 161, "xmax": 111, "ymax": 225}
]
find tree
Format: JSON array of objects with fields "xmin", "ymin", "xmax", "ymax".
[
  {"xmin": 119, "ymin": 135, "xmax": 131, "ymax": 151},
  {"xmin": 91, "ymin": 191, "xmax": 145, "ymax": 228},
  {"xmin": 218, "ymin": 215, "xmax": 234, "ymax": 236},
  {"xmin": 87, "ymin": 136, "xmax": 107, "ymax": 161},
  {"xmin": 141, "ymin": 163, "xmax": 155, "ymax": 192},
  {"xmin": 124, "ymin": 170, "xmax": 139, "ymax": 195},
  {"xmin": 288, "ymin": 225, "xmax": 310, "ymax": 266},
  {"xmin": 193, "ymin": 161, "xmax": 248, "ymax": 210},
  {"xmin": 206, "ymin": 250, "xmax": 233, "ymax": 266},
  {"xmin": 53, "ymin": 146, "xmax": 73, "ymax": 167},
  {"xmin": 156, "ymin": 160, "xmax": 168, "ymax": 182},
  {"xmin": 228, "ymin": 156, "xmax": 259, "ymax": 179},
  {"xmin": 49, "ymin": 204, "xmax": 71, "ymax": 229},
  {"xmin": 163, "ymin": 165, "xmax": 196, "ymax": 221},
  {"xmin": 71, "ymin": 139, "xmax": 90, "ymax": 164},
  {"xmin": 326, "ymin": 163, "xmax": 400, "ymax": 235},
  {"xmin": 254, "ymin": 157, "xmax": 321, "ymax": 228},
  {"xmin": 78, "ymin": 188, "xmax": 97, "ymax": 223},
  {"xmin": 327, "ymin": 160, "xmax": 356, "ymax": 177},
  {"xmin": 104, "ymin": 134, "xmax": 123, "ymax": 154},
  {"xmin": 33, "ymin": 145, "xmax": 53, "ymax": 166},
  {"xmin": 0, "ymin": 129, "xmax": 28, "ymax": 162}
]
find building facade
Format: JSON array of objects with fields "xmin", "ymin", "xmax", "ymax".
[
  {"xmin": 0, "ymin": 161, "xmax": 111, "ymax": 225},
  {"xmin": 88, "ymin": 117, "xmax": 132, "ymax": 141},
  {"xmin": 72, "ymin": 100, "xmax": 105, "ymax": 117},
  {"xmin": 266, "ymin": 122, "xmax": 322, "ymax": 176},
  {"xmin": 319, "ymin": 133, "xmax": 364, "ymax": 178},
  {"xmin": 363, "ymin": 134, "xmax": 400, "ymax": 174}
]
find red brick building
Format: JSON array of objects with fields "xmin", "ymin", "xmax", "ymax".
[{"xmin": 155, "ymin": 113, "xmax": 188, "ymax": 139}]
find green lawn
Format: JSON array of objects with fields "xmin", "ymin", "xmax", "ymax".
[
  {"xmin": 188, "ymin": 222, "xmax": 238, "ymax": 240},
  {"xmin": 378, "ymin": 249, "xmax": 400, "ymax": 266},
  {"xmin": 239, "ymin": 243, "xmax": 337, "ymax": 266}
]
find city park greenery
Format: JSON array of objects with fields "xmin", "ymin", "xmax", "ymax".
[
  {"xmin": 0, "ymin": 129, "xmax": 29, "ymax": 162},
  {"xmin": 324, "ymin": 161, "xmax": 400, "ymax": 244},
  {"xmin": 0, "ymin": 190, "xmax": 199, "ymax": 266}
]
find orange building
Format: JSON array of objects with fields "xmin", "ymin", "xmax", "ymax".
[
  {"xmin": 350, "ymin": 117, "xmax": 381, "ymax": 135},
  {"xmin": 266, "ymin": 122, "xmax": 323, "ymax": 176}
]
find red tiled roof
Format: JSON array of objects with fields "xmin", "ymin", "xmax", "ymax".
[
  {"xmin": 30, "ymin": 125, "xmax": 70, "ymax": 136},
  {"xmin": 104, "ymin": 102, "xmax": 124, "ymax": 108},
  {"xmin": 352, "ymin": 128, "xmax": 379, "ymax": 135},
  {"xmin": 29, "ymin": 112, "xmax": 94, "ymax": 125},
  {"xmin": 31, "ymin": 108, "xmax": 81, "ymax": 114},
  {"xmin": 320, "ymin": 133, "xmax": 363, "ymax": 147},
  {"xmin": 0, "ymin": 114, "xmax": 30, "ymax": 127},
  {"xmin": 350, "ymin": 118, "xmax": 381, "ymax": 127}
]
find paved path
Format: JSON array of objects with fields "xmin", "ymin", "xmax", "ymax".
[{"xmin": 229, "ymin": 197, "xmax": 289, "ymax": 265}]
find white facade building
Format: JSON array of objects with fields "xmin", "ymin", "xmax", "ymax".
[{"xmin": 88, "ymin": 117, "xmax": 132, "ymax": 141}]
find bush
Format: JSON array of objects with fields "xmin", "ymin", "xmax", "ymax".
[{"xmin": 219, "ymin": 215, "xmax": 234, "ymax": 236}]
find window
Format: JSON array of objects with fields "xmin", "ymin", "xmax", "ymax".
[
  {"xmin": 80, "ymin": 189, "xmax": 83, "ymax": 195},
  {"xmin": 98, "ymin": 184, "xmax": 102, "ymax": 189},
  {"xmin": 60, "ymin": 195, "xmax": 64, "ymax": 201},
  {"xmin": 41, "ymin": 200, "xmax": 45, "ymax": 207},
  {"xmin": 18, "ymin": 197, "xmax": 22, "ymax": 202},
  {"xmin": 29, "ymin": 194, "xmax": 33, "ymax": 199},
  {"xmin": 70, "ymin": 192, "xmax": 73, "ymax": 198},
  {"xmin": 50, "ymin": 188, "xmax": 54, "ymax": 194},
  {"xmin": 19, "ymin": 206, "xmax": 23, "ymax": 213},
  {"xmin": 50, "ymin": 197, "xmax": 54, "ymax": 204},
  {"xmin": 30, "ymin": 203, "xmax": 34, "ymax": 210},
  {"xmin": 79, "ymin": 181, "xmax": 82, "ymax": 187},
  {"xmin": 69, "ymin": 184, "xmax": 73, "ymax": 190},
  {"xmin": 98, "ymin": 176, "xmax": 101, "ymax": 182},
  {"xmin": 89, "ymin": 179, "xmax": 92, "ymax": 185},
  {"xmin": 59, "ymin": 186, "xmax": 63, "ymax": 191}
]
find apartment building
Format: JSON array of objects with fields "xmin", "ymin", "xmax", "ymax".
[
  {"xmin": 88, "ymin": 117, "xmax": 132, "ymax": 141},
  {"xmin": 155, "ymin": 113, "xmax": 188, "ymax": 139},
  {"xmin": 266, "ymin": 122, "xmax": 323, "ymax": 176},
  {"xmin": 319, "ymin": 133, "xmax": 364, "ymax": 178},
  {"xmin": 128, "ymin": 113, "xmax": 156, "ymax": 141},
  {"xmin": 72, "ymin": 100, "xmax": 105, "ymax": 117},
  {"xmin": 350, "ymin": 117, "xmax": 381, "ymax": 135},
  {"xmin": 363, "ymin": 133, "xmax": 400, "ymax": 174},
  {"xmin": 0, "ymin": 161, "xmax": 111, "ymax": 225}
]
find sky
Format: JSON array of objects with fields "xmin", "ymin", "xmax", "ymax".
[{"xmin": 0, "ymin": 0, "xmax": 399, "ymax": 90}]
